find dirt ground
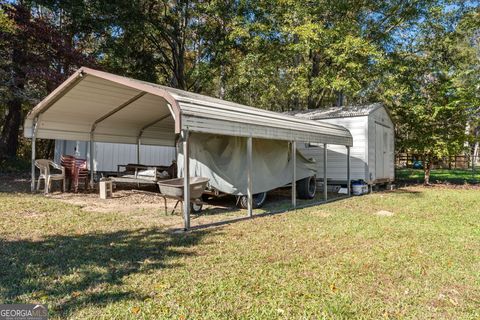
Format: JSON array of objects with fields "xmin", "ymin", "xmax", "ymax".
[
  {"xmin": 47, "ymin": 188, "xmax": 253, "ymax": 229},
  {"xmin": 0, "ymin": 173, "xmax": 297, "ymax": 229},
  {"xmin": 1, "ymin": 173, "xmax": 347, "ymax": 228},
  {"xmin": 3, "ymin": 172, "xmax": 476, "ymax": 230}
]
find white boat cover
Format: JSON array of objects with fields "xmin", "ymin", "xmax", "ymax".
[{"xmin": 178, "ymin": 133, "xmax": 316, "ymax": 195}]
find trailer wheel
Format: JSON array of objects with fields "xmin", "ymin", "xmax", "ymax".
[
  {"xmin": 190, "ymin": 202, "xmax": 203, "ymax": 214},
  {"xmin": 297, "ymin": 176, "xmax": 316, "ymax": 199},
  {"xmin": 239, "ymin": 192, "xmax": 267, "ymax": 209}
]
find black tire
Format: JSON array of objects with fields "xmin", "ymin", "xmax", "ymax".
[
  {"xmin": 239, "ymin": 192, "xmax": 267, "ymax": 209},
  {"xmin": 190, "ymin": 202, "xmax": 203, "ymax": 214},
  {"xmin": 297, "ymin": 176, "xmax": 316, "ymax": 199}
]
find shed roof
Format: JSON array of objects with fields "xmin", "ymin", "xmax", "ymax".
[
  {"xmin": 24, "ymin": 67, "xmax": 352, "ymax": 146},
  {"xmin": 286, "ymin": 103, "xmax": 385, "ymax": 120}
]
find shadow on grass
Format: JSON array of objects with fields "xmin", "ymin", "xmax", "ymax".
[
  {"xmin": 384, "ymin": 188, "xmax": 423, "ymax": 196},
  {"xmin": 188, "ymin": 189, "xmax": 350, "ymax": 231},
  {"xmin": 0, "ymin": 228, "xmax": 208, "ymax": 317}
]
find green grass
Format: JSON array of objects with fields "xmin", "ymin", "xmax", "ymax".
[
  {"xmin": 396, "ymin": 168, "xmax": 479, "ymax": 184},
  {"xmin": 1, "ymin": 187, "xmax": 479, "ymax": 319}
]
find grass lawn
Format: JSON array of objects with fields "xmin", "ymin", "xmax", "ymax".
[
  {"xmin": 396, "ymin": 168, "xmax": 479, "ymax": 184},
  {"xmin": 0, "ymin": 186, "xmax": 479, "ymax": 319}
]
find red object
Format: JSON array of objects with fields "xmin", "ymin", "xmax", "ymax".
[{"xmin": 61, "ymin": 155, "xmax": 89, "ymax": 192}]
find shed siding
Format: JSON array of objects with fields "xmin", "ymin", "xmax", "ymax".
[
  {"xmin": 368, "ymin": 107, "xmax": 395, "ymax": 181},
  {"xmin": 54, "ymin": 140, "xmax": 175, "ymax": 172},
  {"xmin": 368, "ymin": 116, "xmax": 376, "ymax": 181},
  {"xmin": 297, "ymin": 116, "xmax": 369, "ymax": 181}
]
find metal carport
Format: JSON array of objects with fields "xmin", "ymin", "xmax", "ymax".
[{"xmin": 24, "ymin": 67, "xmax": 353, "ymax": 230}]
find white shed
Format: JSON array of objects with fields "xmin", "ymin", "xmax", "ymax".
[{"xmin": 289, "ymin": 103, "xmax": 395, "ymax": 185}]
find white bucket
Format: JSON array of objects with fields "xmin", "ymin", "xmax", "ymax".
[
  {"xmin": 352, "ymin": 184, "xmax": 364, "ymax": 195},
  {"xmin": 362, "ymin": 185, "xmax": 369, "ymax": 194}
]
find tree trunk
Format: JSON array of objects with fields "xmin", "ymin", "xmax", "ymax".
[
  {"xmin": 473, "ymin": 140, "xmax": 478, "ymax": 167},
  {"xmin": 307, "ymin": 51, "xmax": 321, "ymax": 109},
  {"xmin": 175, "ymin": 50, "xmax": 186, "ymax": 90},
  {"xmin": 0, "ymin": 99, "xmax": 22, "ymax": 159},
  {"xmin": 43, "ymin": 139, "xmax": 55, "ymax": 159},
  {"xmin": 0, "ymin": 4, "xmax": 28, "ymax": 159},
  {"xmin": 424, "ymin": 158, "xmax": 432, "ymax": 185},
  {"xmin": 219, "ymin": 64, "xmax": 226, "ymax": 99}
]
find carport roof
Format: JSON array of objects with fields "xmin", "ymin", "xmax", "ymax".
[
  {"xmin": 24, "ymin": 67, "xmax": 352, "ymax": 146},
  {"xmin": 286, "ymin": 103, "xmax": 385, "ymax": 119}
]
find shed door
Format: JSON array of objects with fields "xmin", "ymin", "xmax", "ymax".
[{"xmin": 375, "ymin": 124, "xmax": 385, "ymax": 179}]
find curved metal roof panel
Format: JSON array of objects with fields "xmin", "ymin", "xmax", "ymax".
[
  {"xmin": 286, "ymin": 103, "xmax": 385, "ymax": 119},
  {"xmin": 25, "ymin": 67, "xmax": 352, "ymax": 146}
]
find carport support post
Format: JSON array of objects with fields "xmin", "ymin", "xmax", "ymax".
[
  {"xmin": 137, "ymin": 138, "xmax": 141, "ymax": 164},
  {"xmin": 247, "ymin": 136, "xmax": 253, "ymax": 217},
  {"xmin": 347, "ymin": 146, "xmax": 351, "ymax": 196},
  {"xmin": 291, "ymin": 141, "xmax": 296, "ymax": 208},
  {"xmin": 323, "ymin": 143, "xmax": 328, "ymax": 202},
  {"xmin": 182, "ymin": 130, "xmax": 190, "ymax": 230},
  {"xmin": 30, "ymin": 117, "xmax": 38, "ymax": 193},
  {"xmin": 89, "ymin": 133, "xmax": 95, "ymax": 188}
]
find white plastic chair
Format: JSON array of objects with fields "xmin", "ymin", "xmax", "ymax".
[{"xmin": 35, "ymin": 159, "xmax": 66, "ymax": 194}]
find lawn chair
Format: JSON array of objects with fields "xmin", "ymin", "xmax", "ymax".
[
  {"xmin": 61, "ymin": 155, "xmax": 89, "ymax": 192},
  {"xmin": 35, "ymin": 159, "xmax": 66, "ymax": 194},
  {"xmin": 73, "ymin": 158, "xmax": 89, "ymax": 192}
]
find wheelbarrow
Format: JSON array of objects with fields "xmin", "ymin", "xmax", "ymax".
[{"xmin": 157, "ymin": 177, "xmax": 209, "ymax": 214}]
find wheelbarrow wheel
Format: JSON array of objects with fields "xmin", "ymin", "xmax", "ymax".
[{"xmin": 190, "ymin": 202, "xmax": 203, "ymax": 214}]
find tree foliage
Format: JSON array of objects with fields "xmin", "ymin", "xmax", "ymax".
[
  {"xmin": 379, "ymin": 3, "xmax": 479, "ymax": 183},
  {"xmin": 0, "ymin": 0, "xmax": 478, "ymax": 185}
]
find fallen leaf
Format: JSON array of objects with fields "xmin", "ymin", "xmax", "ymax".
[
  {"xmin": 131, "ymin": 306, "xmax": 140, "ymax": 314},
  {"xmin": 330, "ymin": 283, "xmax": 337, "ymax": 292}
]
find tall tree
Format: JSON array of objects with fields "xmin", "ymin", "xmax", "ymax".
[
  {"xmin": 380, "ymin": 3, "xmax": 479, "ymax": 184},
  {"xmin": 222, "ymin": 0, "xmax": 432, "ymax": 111},
  {"xmin": 453, "ymin": 8, "xmax": 480, "ymax": 166},
  {"xmin": 0, "ymin": 3, "xmax": 29, "ymax": 159},
  {"xmin": 97, "ymin": 0, "xmax": 232, "ymax": 92},
  {"xmin": 1, "ymin": 0, "xmax": 478, "ymax": 169},
  {"xmin": 0, "ymin": 2, "xmax": 95, "ymax": 159}
]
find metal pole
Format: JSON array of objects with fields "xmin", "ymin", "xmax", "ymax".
[
  {"xmin": 89, "ymin": 133, "xmax": 95, "ymax": 188},
  {"xmin": 182, "ymin": 130, "xmax": 190, "ymax": 230},
  {"xmin": 347, "ymin": 146, "xmax": 351, "ymax": 196},
  {"xmin": 247, "ymin": 136, "xmax": 253, "ymax": 217},
  {"xmin": 291, "ymin": 141, "xmax": 296, "ymax": 208},
  {"xmin": 30, "ymin": 117, "xmax": 38, "ymax": 193},
  {"xmin": 137, "ymin": 138, "xmax": 141, "ymax": 164},
  {"xmin": 323, "ymin": 143, "xmax": 327, "ymax": 202}
]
